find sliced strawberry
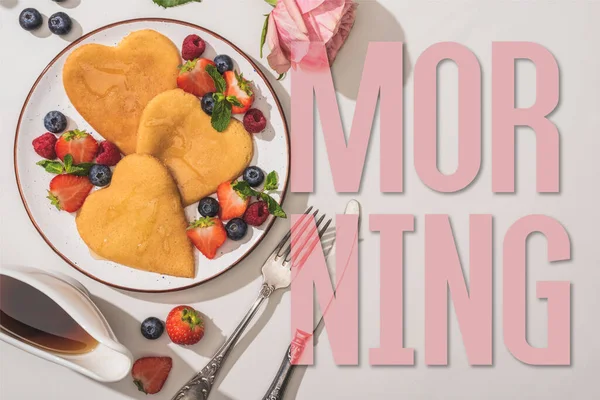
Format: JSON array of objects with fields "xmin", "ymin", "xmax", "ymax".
[
  {"xmin": 224, "ymin": 70, "xmax": 255, "ymax": 114},
  {"xmin": 131, "ymin": 357, "xmax": 172, "ymax": 395},
  {"xmin": 186, "ymin": 217, "xmax": 227, "ymax": 260},
  {"xmin": 177, "ymin": 58, "xmax": 217, "ymax": 97},
  {"xmin": 217, "ymin": 181, "xmax": 249, "ymax": 220},
  {"xmin": 47, "ymin": 174, "xmax": 93, "ymax": 213},
  {"xmin": 55, "ymin": 129, "xmax": 98, "ymax": 165}
]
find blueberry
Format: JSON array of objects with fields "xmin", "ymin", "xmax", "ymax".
[
  {"xmin": 140, "ymin": 317, "xmax": 164, "ymax": 340},
  {"xmin": 19, "ymin": 8, "xmax": 43, "ymax": 31},
  {"xmin": 226, "ymin": 218, "xmax": 248, "ymax": 241},
  {"xmin": 243, "ymin": 166, "xmax": 265, "ymax": 187},
  {"xmin": 201, "ymin": 93, "xmax": 216, "ymax": 115},
  {"xmin": 198, "ymin": 197, "xmax": 219, "ymax": 217},
  {"xmin": 214, "ymin": 55, "xmax": 234, "ymax": 74},
  {"xmin": 44, "ymin": 111, "xmax": 68, "ymax": 134},
  {"xmin": 48, "ymin": 12, "xmax": 72, "ymax": 35},
  {"xmin": 89, "ymin": 164, "xmax": 112, "ymax": 187}
]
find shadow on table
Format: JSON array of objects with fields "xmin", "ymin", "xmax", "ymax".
[{"xmin": 332, "ymin": 1, "xmax": 412, "ymax": 100}]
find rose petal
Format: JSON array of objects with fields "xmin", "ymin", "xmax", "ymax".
[
  {"xmin": 282, "ymin": 0, "xmax": 309, "ymax": 34},
  {"xmin": 266, "ymin": 13, "xmax": 292, "ymax": 74}
]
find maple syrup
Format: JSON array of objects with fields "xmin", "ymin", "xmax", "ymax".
[{"xmin": 0, "ymin": 275, "xmax": 98, "ymax": 354}]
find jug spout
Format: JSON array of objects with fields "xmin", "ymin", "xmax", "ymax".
[{"xmin": 0, "ymin": 265, "xmax": 133, "ymax": 382}]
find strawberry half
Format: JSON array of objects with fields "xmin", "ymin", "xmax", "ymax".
[
  {"xmin": 166, "ymin": 305, "xmax": 205, "ymax": 345},
  {"xmin": 177, "ymin": 58, "xmax": 217, "ymax": 97},
  {"xmin": 186, "ymin": 217, "xmax": 227, "ymax": 259},
  {"xmin": 224, "ymin": 70, "xmax": 255, "ymax": 114},
  {"xmin": 131, "ymin": 357, "xmax": 172, "ymax": 395},
  {"xmin": 217, "ymin": 181, "xmax": 249, "ymax": 220},
  {"xmin": 47, "ymin": 174, "xmax": 93, "ymax": 213},
  {"xmin": 55, "ymin": 129, "xmax": 98, "ymax": 165}
]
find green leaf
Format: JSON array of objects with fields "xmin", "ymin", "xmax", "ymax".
[
  {"xmin": 232, "ymin": 180, "xmax": 259, "ymax": 199},
  {"xmin": 235, "ymin": 71, "xmax": 254, "ymax": 97},
  {"xmin": 260, "ymin": 14, "xmax": 270, "ymax": 58},
  {"xmin": 36, "ymin": 160, "xmax": 64, "ymax": 175},
  {"xmin": 226, "ymin": 95, "xmax": 243, "ymax": 108},
  {"xmin": 264, "ymin": 171, "xmax": 279, "ymax": 191},
  {"xmin": 260, "ymin": 192, "xmax": 287, "ymax": 218},
  {"xmin": 68, "ymin": 163, "xmax": 94, "ymax": 177},
  {"xmin": 62, "ymin": 129, "xmax": 88, "ymax": 142},
  {"xmin": 63, "ymin": 154, "xmax": 73, "ymax": 171},
  {"xmin": 264, "ymin": 0, "xmax": 278, "ymax": 6},
  {"xmin": 205, "ymin": 64, "xmax": 227, "ymax": 94},
  {"xmin": 47, "ymin": 191, "xmax": 61, "ymax": 210},
  {"xmin": 152, "ymin": 0, "xmax": 201, "ymax": 8},
  {"xmin": 277, "ymin": 73, "xmax": 285, "ymax": 81},
  {"xmin": 179, "ymin": 59, "xmax": 198, "ymax": 73},
  {"xmin": 211, "ymin": 99, "xmax": 232, "ymax": 132},
  {"xmin": 188, "ymin": 217, "xmax": 216, "ymax": 229}
]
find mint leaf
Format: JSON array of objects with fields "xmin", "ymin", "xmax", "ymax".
[
  {"xmin": 63, "ymin": 154, "xmax": 73, "ymax": 171},
  {"xmin": 264, "ymin": 0, "xmax": 277, "ymax": 6},
  {"xmin": 260, "ymin": 14, "xmax": 270, "ymax": 58},
  {"xmin": 232, "ymin": 180, "xmax": 260, "ymax": 199},
  {"xmin": 226, "ymin": 95, "xmax": 243, "ymax": 108},
  {"xmin": 152, "ymin": 0, "xmax": 201, "ymax": 8},
  {"xmin": 264, "ymin": 171, "xmax": 279, "ymax": 191},
  {"xmin": 68, "ymin": 163, "xmax": 94, "ymax": 177},
  {"xmin": 211, "ymin": 99, "xmax": 232, "ymax": 132},
  {"xmin": 206, "ymin": 64, "xmax": 227, "ymax": 94},
  {"xmin": 260, "ymin": 192, "xmax": 287, "ymax": 218},
  {"xmin": 37, "ymin": 160, "xmax": 64, "ymax": 175}
]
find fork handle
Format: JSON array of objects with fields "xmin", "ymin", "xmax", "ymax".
[
  {"xmin": 261, "ymin": 330, "xmax": 312, "ymax": 400},
  {"xmin": 171, "ymin": 283, "xmax": 274, "ymax": 400}
]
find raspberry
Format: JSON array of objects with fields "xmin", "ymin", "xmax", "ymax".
[
  {"xmin": 95, "ymin": 141, "xmax": 121, "ymax": 166},
  {"xmin": 32, "ymin": 132, "xmax": 57, "ymax": 159},
  {"xmin": 182, "ymin": 34, "xmax": 206, "ymax": 61},
  {"xmin": 243, "ymin": 109, "xmax": 267, "ymax": 134},
  {"xmin": 244, "ymin": 201, "xmax": 269, "ymax": 226}
]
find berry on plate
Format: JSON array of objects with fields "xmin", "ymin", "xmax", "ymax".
[
  {"xmin": 32, "ymin": 133, "xmax": 57, "ymax": 159},
  {"xmin": 201, "ymin": 92, "xmax": 216, "ymax": 115},
  {"xmin": 95, "ymin": 141, "xmax": 121, "ymax": 166},
  {"xmin": 166, "ymin": 305, "xmax": 205, "ymax": 345},
  {"xmin": 214, "ymin": 54, "xmax": 234, "ymax": 74},
  {"xmin": 55, "ymin": 129, "xmax": 98, "ymax": 165},
  {"xmin": 47, "ymin": 174, "xmax": 93, "ymax": 213},
  {"xmin": 44, "ymin": 111, "xmax": 68, "ymax": 134},
  {"xmin": 243, "ymin": 109, "xmax": 267, "ymax": 134},
  {"xmin": 198, "ymin": 197, "xmax": 220, "ymax": 218},
  {"xmin": 244, "ymin": 201, "xmax": 270, "ymax": 227},
  {"xmin": 182, "ymin": 34, "xmax": 206, "ymax": 61},
  {"xmin": 19, "ymin": 8, "xmax": 43, "ymax": 31},
  {"xmin": 140, "ymin": 317, "xmax": 164, "ymax": 340},
  {"xmin": 243, "ymin": 166, "xmax": 265, "ymax": 187},
  {"xmin": 48, "ymin": 12, "xmax": 72, "ymax": 35},
  {"xmin": 131, "ymin": 357, "xmax": 172, "ymax": 395},
  {"xmin": 217, "ymin": 181, "xmax": 249, "ymax": 220},
  {"xmin": 226, "ymin": 218, "xmax": 248, "ymax": 241},
  {"xmin": 177, "ymin": 58, "xmax": 217, "ymax": 97},
  {"xmin": 88, "ymin": 164, "xmax": 112, "ymax": 187},
  {"xmin": 224, "ymin": 71, "xmax": 255, "ymax": 114},
  {"xmin": 186, "ymin": 217, "xmax": 227, "ymax": 259}
]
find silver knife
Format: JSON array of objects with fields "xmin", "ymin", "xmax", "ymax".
[{"xmin": 261, "ymin": 200, "xmax": 361, "ymax": 400}]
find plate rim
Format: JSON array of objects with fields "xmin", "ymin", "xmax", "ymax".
[{"xmin": 13, "ymin": 17, "xmax": 290, "ymax": 293}]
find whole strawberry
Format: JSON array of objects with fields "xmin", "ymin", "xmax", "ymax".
[{"xmin": 166, "ymin": 305, "xmax": 205, "ymax": 345}]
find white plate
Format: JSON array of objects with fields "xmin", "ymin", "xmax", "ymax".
[{"xmin": 14, "ymin": 19, "xmax": 290, "ymax": 292}]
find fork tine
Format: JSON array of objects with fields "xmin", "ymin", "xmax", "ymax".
[
  {"xmin": 279, "ymin": 210, "xmax": 322, "ymax": 259},
  {"xmin": 287, "ymin": 217, "xmax": 333, "ymax": 266},
  {"xmin": 273, "ymin": 206, "xmax": 313, "ymax": 255},
  {"xmin": 282, "ymin": 212, "xmax": 328, "ymax": 263},
  {"xmin": 275, "ymin": 208, "xmax": 319, "ymax": 257}
]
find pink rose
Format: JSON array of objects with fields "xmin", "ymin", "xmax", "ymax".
[{"xmin": 265, "ymin": 0, "xmax": 358, "ymax": 74}]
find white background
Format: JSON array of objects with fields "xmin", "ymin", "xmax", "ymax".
[{"xmin": 1, "ymin": 0, "xmax": 599, "ymax": 399}]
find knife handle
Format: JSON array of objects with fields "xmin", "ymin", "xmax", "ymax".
[{"xmin": 261, "ymin": 330, "xmax": 311, "ymax": 400}]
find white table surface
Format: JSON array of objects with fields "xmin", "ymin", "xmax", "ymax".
[{"xmin": 1, "ymin": 0, "xmax": 599, "ymax": 399}]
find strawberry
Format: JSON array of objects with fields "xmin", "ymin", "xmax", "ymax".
[
  {"xmin": 47, "ymin": 174, "xmax": 93, "ymax": 213},
  {"xmin": 186, "ymin": 217, "xmax": 227, "ymax": 260},
  {"xmin": 217, "ymin": 181, "xmax": 249, "ymax": 220},
  {"xmin": 177, "ymin": 58, "xmax": 217, "ymax": 97},
  {"xmin": 55, "ymin": 129, "xmax": 98, "ymax": 165},
  {"xmin": 224, "ymin": 70, "xmax": 255, "ymax": 114},
  {"xmin": 131, "ymin": 357, "xmax": 172, "ymax": 395},
  {"xmin": 166, "ymin": 305, "xmax": 205, "ymax": 345}
]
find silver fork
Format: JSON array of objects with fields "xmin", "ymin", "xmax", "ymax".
[{"xmin": 171, "ymin": 207, "xmax": 332, "ymax": 400}]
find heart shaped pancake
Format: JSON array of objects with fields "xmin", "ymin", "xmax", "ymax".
[
  {"xmin": 63, "ymin": 30, "xmax": 181, "ymax": 155},
  {"xmin": 136, "ymin": 89, "xmax": 254, "ymax": 206},
  {"xmin": 76, "ymin": 154, "xmax": 195, "ymax": 278}
]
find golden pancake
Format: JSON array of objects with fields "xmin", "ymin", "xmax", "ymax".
[
  {"xmin": 76, "ymin": 154, "xmax": 195, "ymax": 278},
  {"xmin": 63, "ymin": 30, "xmax": 181, "ymax": 155},
  {"xmin": 136, "ymin": 89, "xmax": 254, "ymax": 206}
]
